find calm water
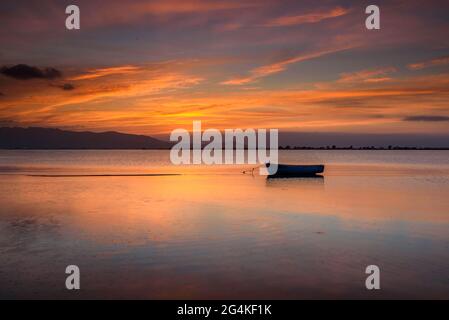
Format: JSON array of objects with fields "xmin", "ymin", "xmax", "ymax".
[{"xmin": 0, "ymin": 150, "xmax": 448, "ymax": 299}]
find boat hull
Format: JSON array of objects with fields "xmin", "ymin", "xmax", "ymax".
[{"xmin": 267, "ymin": 164, "xmax": 324, "ymax": 177}]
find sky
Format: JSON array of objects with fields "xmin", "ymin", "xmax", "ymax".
[{"xmin": 0, "ymin": 0, "xmax": 449, "ymax": 139}]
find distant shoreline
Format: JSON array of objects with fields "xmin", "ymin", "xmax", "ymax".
[
  {"xmin": 0, "ymin": 147, "xmax": 448, "ymax": 151},
  {"xmin": 278, "ymin": 146, "xmax": 449, "ymax": 151},
  {"xmin": 2, "ymin": 127, "xmax": 448, "ymax": 150}
]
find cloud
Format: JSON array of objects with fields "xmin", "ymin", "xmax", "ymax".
[
  {"xmin": 222, "ymin": 46, "xmax": 353, "ymax": 85},
  {"xmin": 408, "ymin": 55, "xmax": 449, "ymax": 70},
  {"xmin": 0, "ymin": 119, "xmax": 20, "ymax": 127},
  {"xmin": 1, "ymin": 64, "xmax": 62, "ymax": 80},
  {"xmin": 338, "ymin": 67, "xmax": 397, "ymax": 84},
  {"xmin": 60, "ymin": 83, "xmax": 75, "ymax": 91},
  {"xmin": 135, "ymin": 0, "xmax": 257, "ymax": 14},
  {"xmin": 68, "ymin": 66, "xmax": 142, "ymax": 81},
  {"xmin": 49, "ymin": 82, "xmax": 76, "ymax": 91},
  {"xmin": 4, "ymin": 72, "xmax": 449, "ymax": 135},
  {"xmin": 403, "ymin": 115, "xmax": 449, "ymax": 122},
  {"xmin": 70, "ymin": 0, "xmax": 262, "ymax": 29},
  {"xmin": 40, "ymin": 71, "xmax": 203, "ymax": 112},
  {"xmin": 262, "ymin": 7, "xmax": 350, "ymax": 27}
]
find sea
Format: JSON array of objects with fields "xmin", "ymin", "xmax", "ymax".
[{"xmin": 0, "ymin": 150, "xmax": 448, "ymax": 299}]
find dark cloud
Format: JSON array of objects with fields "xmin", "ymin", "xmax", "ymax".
[
  {"xmin": 0, "ymin": 64, "xmax": 62, "ymax": 80},
  {"xmin": 403, "ymin": 115, "xmax": 449, "ymax": 122},
  {"xmin": 60, "ymin": 83, "xmax": 75, "ymax": 91},
  {"xmin": 0, "ymin": 92, "xmax": 4, "ymax": 96},
  {"xmin": 0, "ymin": 119, "xmax": 19, "ymax": 127},
  {"xmin": 62, "ymin": 83, "xmax": 75, "ymax": 90}
]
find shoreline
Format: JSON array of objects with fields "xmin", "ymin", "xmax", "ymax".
[{"xmin": 0, "ymin": 148, "xmax": 448, "ymax": 151}]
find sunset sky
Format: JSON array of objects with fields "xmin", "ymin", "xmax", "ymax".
[{"xmin": 0, "ymin": 0, "xmax": 449, "ymax": 137}]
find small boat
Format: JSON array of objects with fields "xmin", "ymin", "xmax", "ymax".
[{"xmin": 266, "ymin": 163, "xmax": 324, "ymax": 177}]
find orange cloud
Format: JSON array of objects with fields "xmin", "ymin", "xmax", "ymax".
[
  {"xmin": 44, "ymin": 74, "xmax": 203, "ymax": 113},
  {"xmin": 68, "ymin": 66, "xmax": 142, "ymax": 81},
  {"xmin": 337, "ymin": 67, "xmax": 397, "ymax": 84},
  {"xmin": 408, "ymin": 55, "xmax": 449, "ymax": 70},
  {"xmin": 263, "ymin": 7, "xmax": 350, "ymax": 27},
  {"xmin": 2, "ymin": 59, "xmax": 449, "ymax": 136},
  {"xmin": 222, "ymin": 46, "xmax": 354, "ymax": 85},
  {"xmin": 137, "ymin": 0, "xmax": 257, "ymax": 14},
  {"xmin": 85, "ymin": 0, "xmax": 262, "ymax": 28},
  {"xmin": 0, "ymin": 62, "xmax": 203, "ymax": 124},
  {"xmin": 54, "ymin": 73, "xmax": 448, "ymax": 134}
]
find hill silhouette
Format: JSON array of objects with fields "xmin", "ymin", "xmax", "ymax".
[
  {"xmin": 1, "ymin": 127, "xmax": 448, "ymax": 149},
  {"xmin": 0, "ymin": 127, "xmax": 172, "ymax": 149}
]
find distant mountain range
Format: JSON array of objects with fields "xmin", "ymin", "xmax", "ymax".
[
  {"xmin": 0, "ymin": 127, "xmax": 172, "ymax": 149},
  {"xmin": 1, "ymin": 127, "xmax": 448, "ymax": 149}
]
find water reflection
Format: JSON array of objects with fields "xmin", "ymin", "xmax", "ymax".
[{"xmin": 0, "ymin": 150, "xmax": 448, "ymax": 299}]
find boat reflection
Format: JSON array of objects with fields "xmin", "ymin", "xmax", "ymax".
[{"xmin": 265, "ymin": 174, "xmax": 324, "ymax": 187}]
